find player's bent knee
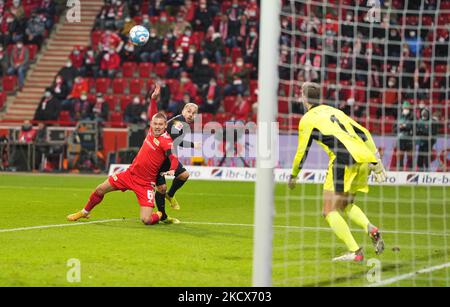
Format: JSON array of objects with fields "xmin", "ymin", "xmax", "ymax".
[
  {"xmin": 156, "ymin": 184, "xmax": 167, "ymax": 194},
  {"xmin": 178, "ymin": 171, "xmax": 189, "ymax": 181}
]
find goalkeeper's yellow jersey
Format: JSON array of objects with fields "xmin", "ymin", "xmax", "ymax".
[{"xmin": 291, "ymin": 104, "xmax": 378, "ymax": 177}]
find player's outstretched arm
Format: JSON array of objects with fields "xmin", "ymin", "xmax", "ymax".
[
  {"xmin": 289, "ymin": 119, "xmax": 314, "ymax": 189},
  {"xmin": 147, "ymin": 83, "xmax": 161, "ymax": 120}
]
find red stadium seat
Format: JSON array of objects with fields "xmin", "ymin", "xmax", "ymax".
[
  {"xmin": 215, "ymin": 113, "xmax": 229, "ymax": 126},
  {"xmin": 289, "ymin": 115, "xmax": 302, "ymax": 131},
  {"xmin": 26, "ymin": 44, "xmax": 38, "ymax": 61},
  {"xmin": 231, "ymin": 48, "xmax": 242, "ymax": 62},
  {"xmin": 58, "ymin": 111, "xmax": 72, "ymax": 123},
  {"xmin": 91, "ymin": 30, "xmax": 103, "ymax": 50},
  {"xmin": 109, "ymin": 111, "xmax": 124, "ymax": 126},
  {"xmin": 139, "ymin": 62, "xmax": 153, "ymax": 78},
  {"xmin": 0, "ymin": 91, "xmax": 6, "ymax": 109},
  {"xmin": 224, "ymin": 96, "xmax": 236, "ymax": 113},
  {"xmin": 104, "ymin": 95, "xmax": 118, "ymax": 111},
  {"xmin": 112, "ymin": 78, "xmax": 127, "ymax": 95},
  {"xmin": 121, "ymin": 62, "xmax": 136, "ymax": 78},
  {"xmin": 120, "ymin": 95, "xmax": 133, "ymax": 111},
  {"xmin": 278, "ymin": 99, "xmax": 289, "ymax": 114},
  {"xmin": 2, "ymin": 75, "xmax": 17, "ymax": 92},
  {"xmin": 95, "ymin": 78, "xmax": 110, "ymax": 94},
  {"xmin": 200, "ymin": 113, "xmax": 214, "ymax": 126},
  {"xmin": 154, "ymin": 62, "xmax": 168, "ymax": 77},
  {"xmin": 129, "ymin": 79, "xmax": 144, "ymax": 95}
]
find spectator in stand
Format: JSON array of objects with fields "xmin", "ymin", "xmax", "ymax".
[
  {"xmin": 121, "ymin": 16, "xmax": 136, "ymax": 37},
  {"xmin": 168, "ymin": 71, "xmax": 197, "ymax": 113},
  {"xmin": 92, "ymin": 93, "xmax": 109, "ymax": 123},
  {"xmin": 124, "ymin": 96, "xmax": 147, "ymax": 124},
  {"xmin": 7, "ymin": 40, "xmax": 29, "ymax": 89},
  {"xmin": 435, "ymin": 29, "xmax": 449, "ymax": 64},
  {"xmin": 203, "ymin": 28, "xmax": 225, "ymax": 65},
  {"xmin": 405, "ymin": 29, "xmax": 422, "ymax": 57},
  {"xmin": 160, "ymin": 44, "xmax": 172, "ymax": 64},
  {"xmin": 173, "ymin": 11, "xmax": 191, "ymax": 37},
  {"xmin": 17, "ymin": 120, "xmax": 36, "ymax": 143},
  {"xmin": 120, "ymin": 40, "xmax": 137, "ymax": 62},
  {"xmin": 279, "ymin": 44, "xmax": 292, "ymax": 81},
  {"xmin": 51, "ymin": 75, "xmax": 69, "ymax": 101},
  {"xmin": 414, "ymin": 61, "xmax": 431, "ymax": 95},
  {"xmin": 184, "ymin": 44, "xmax": 202, "ymax": 74},
  {"xmin": 114, "ymin": 0, "xmax": 130, "ymax": 30},
  {"xmin": 226, "ymin": 0, "xmax": 244, "ymax": 48},
  {"xmin": 25, "ymin": 12, "xmax": 46, "ymax": 48},
  {"xmin": 388, "ymin": 28, "xmax": 401, "ymax": 61},
  {"xmin": 244, "ymin": 26, "xmax": 258, "ymax": 66},
  {"xmin": 99, "ymin": 48, "xmax": 121, "ymax": 78},
  {"xmin": 218, "ymin": 14, "xmax": 232, "ymax": 48},
  {"xmin": 236, "ymin": 13, "xmax": 248, "ymax": 48},
  {"xmin": 100, "ymin": 27, "xmax": 124, "ymax": 53},
  {"xmin": 175, "ymin": 26, "xmax": 198, "ymax": 53},
  {"xmin": 0, "ymin": 44, "xmax": 7, "ymax": 77},
  {"xmin": 71, "ymin": 92, "xmax": 92, "ymax": 122},
  {"xmin": 193, "ymin": 0, "xmax": 213, "ymax": 32},
  {"xmin": 141, "ymin": 14, "xmax": 152, "ymax": 31},
  {"xmin": 58, "ymin": 59, "xmax": 79, "ymax": 90},
  {"xmin": 37, "ymin": 0, "xmax": 56, "ymax": 30},
  {"xmin": 416, "ymin": 107, "xmax": 439, "ymax": 171},
  {"xmin": 231, "ymin": 95, "xmax": 251, "ymax": 122},
  {"xmin": 34, "ymin": 87, "xmax": 61, "ymax": 121},
  {"xmin": 80, "ymin": 47, "xmax": 100, "ymax": 77},
  {"xmin": 298, "ymin": 49, "xmax": 321, "ymax": 82},
  {"xmin": 61, "ymin": 76, "xmax": 88, "ymax": 110},
  {"xmin": 10, "ymin": 0, "xmax": 25, "ymax": 22},
  {"xmin": 400, "ymin": 43, "xmax": 416, "ymax": 89},
  {"xmin": 396, "ymin": 101, "xmax": 414, "ymax": 171},
  {"xmin": 200, "ymin": 77, "xmax": 222, "ymax": 114},
  {"xmin": 279, "ymin": 16, "xmax": 292, "ymax": 47},
  {"xmin": 154, "ymin": 78, "xmax": 171, "ymax": 111},
  {"xmin": 146, "ymin": 0, "xmax": 162, "ymax": 17},
  {"xmin": 96, "ymin": 1, "xmax": 117, "ymax": 30},
  {"xmin": 69, "ymin": 47, "xmax": 84, "ymax": 70},
  {"xmin": 166, "ymin": 46, "xmax": 185, "ymax": 79},
  {"xmin": 180, "ymin": 0, "xmax": 195, "ymax": 23},
  {"xmin": 192, "ymin": 57, "xmax": 214, "ymax": 91},
  {"xmin": 138, "ymin": 27, "xmax": 162, "ymax": 63},
  {"xmin": 154, "ymin": 11, "xmax": 175, "ymax": 38},
  {"xmin": 224, "ymin": 57, "xmax": 250, "ymax": 96},
  {"xmin": 378, "ymin": 76, "xmax": 399, "ymax": 118},
  {"xmin": 244, "ymin": 0, "xmax": 259, "ymax": 28}
]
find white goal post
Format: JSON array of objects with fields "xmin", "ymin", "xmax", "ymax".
[{"xmin": 252, "ymin": 0, "xmax": 281, "ymax": 287}]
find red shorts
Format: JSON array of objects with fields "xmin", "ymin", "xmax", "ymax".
[{"xmin": 108, "ymin": 170, "xmax": 155, "ymax": 208}]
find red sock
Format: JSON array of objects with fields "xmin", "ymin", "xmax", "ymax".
[{"xmin": 84, "ymin": 191, "xmax": 104, "ymax": 212}]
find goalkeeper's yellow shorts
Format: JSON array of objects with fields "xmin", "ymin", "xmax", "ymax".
[{"xmin": 323, "ymin": 159, "xmax": 370, "ymax": 194}]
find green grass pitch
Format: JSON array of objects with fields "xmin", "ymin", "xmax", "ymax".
[{"xmin": 0, "ymin": 173, "xmax": 449, "ymax": 286}]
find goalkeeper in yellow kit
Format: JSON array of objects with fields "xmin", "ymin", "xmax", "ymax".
[{"xmin": 289, "ymin": 82, "xmax": 386, "ymax": 262}]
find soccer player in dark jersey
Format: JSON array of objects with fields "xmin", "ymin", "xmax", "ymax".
[
  {"xmin": 288, "ymin": 82, "xmax": 386, "ymax": 262},
  {"xmin": 67, "ymin": 113, "xmax": 178, "ymax": 226},
  {"xmin": 147, "ymin": 85, "xmax": 200, "ymax": 223}
]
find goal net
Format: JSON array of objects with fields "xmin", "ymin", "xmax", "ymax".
[{"xmin": 262, "ymin": 0, "xmax": 450, "ymax": 287}]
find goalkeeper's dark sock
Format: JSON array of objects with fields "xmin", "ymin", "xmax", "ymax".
[
  {"xmin": 155, "ymin": 192, "xmax": 167, "ymax": 220},
  {"xmin": 83, "ymin": 191, "xmax": 104, "ymax": 213},
  {"xmin": 167, "ymin": 178, "xmax": 187, "ymax": 198},
  {"xmin": 344, "ymin": 203, "xmax": 371, "ymax": 234}
]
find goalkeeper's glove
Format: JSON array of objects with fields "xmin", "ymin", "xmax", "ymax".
[
  {"xmin": 288, "ymin": 175, "xmax": 297, "ymax": 190},
  {"xmin": 369, "ymin": 158, "xmax": 387, "ymax": 183}
]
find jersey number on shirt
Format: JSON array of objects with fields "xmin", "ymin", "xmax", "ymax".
[{"xmin": 147, "ymin": 190, "xmax": 155, "ymax": 204}]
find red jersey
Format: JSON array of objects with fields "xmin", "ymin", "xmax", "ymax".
[{"xmin": 128, "ymin": 129, "xmax": 178, "ymax": 181}]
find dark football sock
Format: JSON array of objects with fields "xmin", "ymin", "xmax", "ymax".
[
  {"xmin": 155, "ymin": 192, "xmax": 167, "ymax": 220},
  {"xmin": 167, "ymin": 178, "xmax": 187, "ymax": 198}
]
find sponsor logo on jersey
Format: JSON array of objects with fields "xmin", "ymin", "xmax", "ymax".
[
  {"xmin": 153, "ymin": 138, "xmax": 160, "ymax": 146},
  {"xmin": 112, "ymin": 174, "xmax": 118, "ymax": 181}
]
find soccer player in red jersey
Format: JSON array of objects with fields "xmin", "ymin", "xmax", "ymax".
[{"xmin": 67, "ymin": 113, "xmax": 179, "ymax": 225}]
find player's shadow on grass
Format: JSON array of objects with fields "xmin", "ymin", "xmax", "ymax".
[{"xmin": 93, "ymin": 219, "xmax": 251, "ymax": 240}]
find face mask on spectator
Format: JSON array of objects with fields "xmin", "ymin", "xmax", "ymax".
[
  {"xmin": 73, "ymin": 50, "xmax": 80, "ymax": 55},
  {"xmin": 250, "ymin": 32, "xmax": 256, "ymax": 37},
  {"xmin": 150, "ymin": 31, "xmax": 157, "ymax": 38},
  {"xmin": 388, "ymin": 81, "xmax": 395, "ymax": 87},
  {"xmin": 189, "ymin": 48, "xmax": 196, "ymax": 54},
  {"xmin": 236, "ymin": 60, "xmax": 243, "ymax": 67},
  {"xmin": 185, "ymin": 31, "xmax": 192, "ymax": 37},
  {"xmin": 133, "ymin": 98, "xmax": 140, "ymax": 105},
  {"xmin": 66, "ymin": 61, "xmax": 72, "ymax": 68},
  {"xmin": 202, "ymin": 59, "xmax": 209, "ymax": 65},
  {"xmin": 17, "ymin": 43, "xmax": 23, "ymax": 49},
  {"xmin": 81, "ymin": 95, "xmax": 87, "ymax": 101},
  {"xmin": 44, "ymin": 91, "xmax": 51, "ymax": 98},
  {"xmin": 116, "ymin": 0, "xmax": 121, "ymax": 5},
  {"xmin": 232, "ymin": 4, "xmax": 238, "ymax": 8},
  {"xmin": 160, "ymin": 16, "xmax": 167, "ymax": 22},
  {"xmin": 200, "ymin": 4, "xmax": 206, "ymax": 9},
  {"xmin": 402, "ymin": 109, "xmax": 410, "ymax": 116}
]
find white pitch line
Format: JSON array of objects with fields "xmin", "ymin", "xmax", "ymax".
[
  {"xmin": 367, "ymin": 262, "xmax": 450, "ymax": 287},
  {"xmin": 0, "ymin": 219, "xmax": 448, "ymax": 237},
  {"xmin": 0, "ymin": 219, "xmax": 126, "ymax": 233}
]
